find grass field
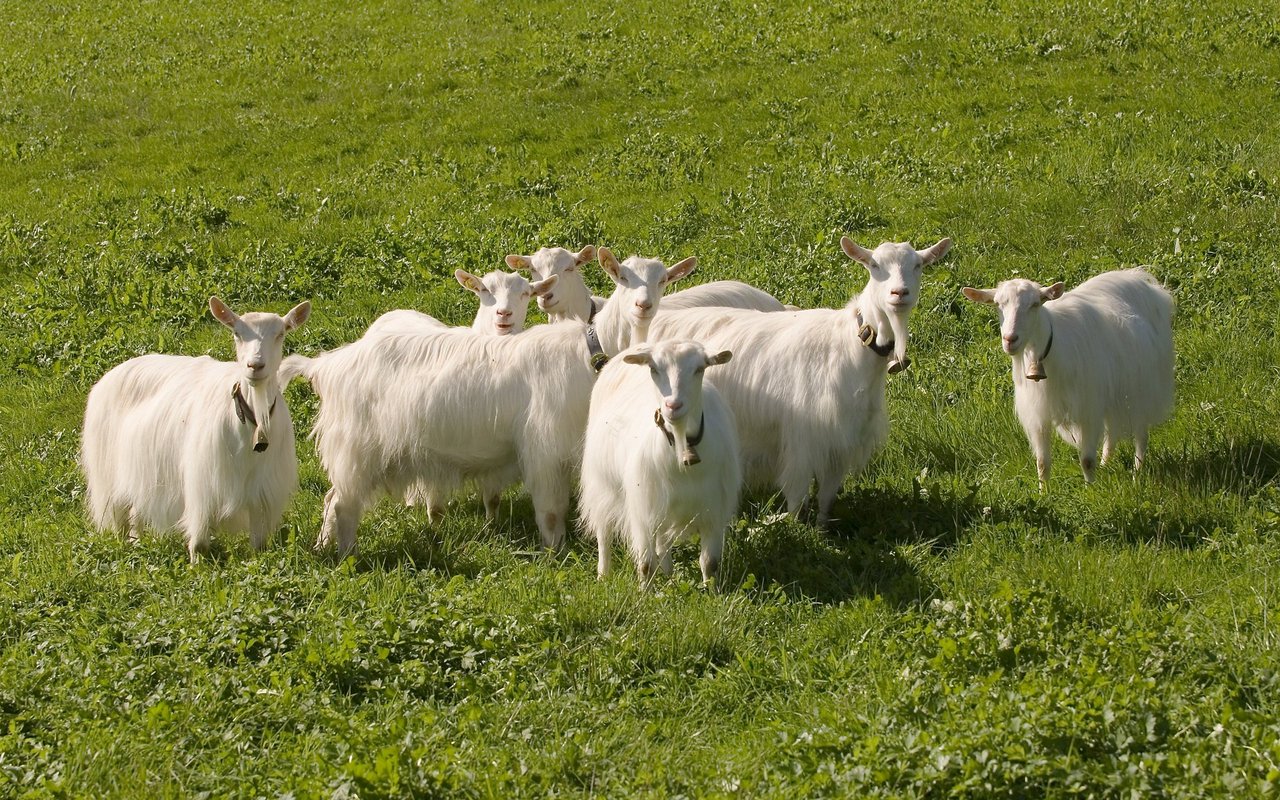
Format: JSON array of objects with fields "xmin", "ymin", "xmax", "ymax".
[{"xmin": 2, "ymin": 0, "xmax": 1279, "ymax": 796}]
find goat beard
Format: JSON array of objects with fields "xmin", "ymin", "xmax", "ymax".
[
  {"xmin": 245, "ymin": 379, "xmax": 275, "ymax": 449},
  {"xmin": 884, "ymin": 307, "xmax": 911, "ymax": 364},
  {"xmin": 669, "ymin": 414, "xmax": 701, "ymax": 467}
]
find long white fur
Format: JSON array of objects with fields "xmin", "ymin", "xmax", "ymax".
[
  {"xmin": 646, "ymin": 236, "xmax": 952, "ymax": 526},
  {"xmin": 579, "ymin": 340, "xmax": 740, "ymax": 585},
  {"xmin": 81, "ymin": 297, "xmax": 311, "ymax": 562},
  {"xmin": 662, "ymin": 280, "xmax": 788, "ymax": 313},
  {"xmin": 962, "ymin": 269, "xmax": 1174, "ymax": 488},
  {"xmin": 455, "ymin": 269, "xmax": 557, "ymax": 335},
  {"xmin": 286, "ymin": 248, "xmax": 697, "ymax": 555}
]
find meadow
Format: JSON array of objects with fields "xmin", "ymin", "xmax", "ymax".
[{"xmin": 1, "ymin": 0, "xmax": 1278, "ymax": 796}]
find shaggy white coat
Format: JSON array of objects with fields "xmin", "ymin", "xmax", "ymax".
[
  {"xmin": 287, "ymin": 248, "xmax": 697, "ymax": 555},
  {"xmin": 646, "ymin": 237, "xmax": 951, "ymax": 525},
  {"xmin": 82, "ymin": 297, "xmax": 311, "ymax": 561},
  {"xmin": 963, "ymin": 268, "xmax": 1174, "ymax": 487},
  {"xmin": 579, "ymin": 340, "xmax": 740, "ymax": 585}
]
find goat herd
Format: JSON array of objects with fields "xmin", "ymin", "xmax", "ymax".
[{"xmin": 80, "ymin": 238, "xmax": 1175, "ymax": 583}]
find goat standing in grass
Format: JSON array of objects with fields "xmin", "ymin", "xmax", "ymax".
[
  {"xmin": 287, "ymin": 247, "xmax": 696, "ymax": 555},
  {"xmin": 579, "ymin": 340, "xmax": 739, "ymax": 586},
  {"xmin": 82, "ymin": 297, "xmax": 311, "ymax": 562},
  {"xmin": 646, "ymin": 236, "xmax": 952, "ymax": 526},
  {"xmin": 962, "ymin": 269, "xmax": 1174, "ymax": 489}
]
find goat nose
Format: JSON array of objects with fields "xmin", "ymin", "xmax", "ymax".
[
  {"xmin": 1003, "ymin": 334, "xmax": 1018, "ymax": 346},
  {"xmin": 891, "ymin": 287, "xmax": 910, "ymax": 298},
  {"xmin": 665, "ymin": 398, "xmax": 683, "ymax": 410},
  {"xmin": 636, "ymin": 300, "xmax": 652, "ymax": 310},
  {"xmin": 497, "ymin": 309, "xmax": 512, "ymax": 317}
]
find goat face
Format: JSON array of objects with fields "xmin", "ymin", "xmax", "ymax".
[
  {"xmin": 598, "ymin": 247, "xmax": 697, "ymax": 328},
  {"xmin": 841, "ymin": 237, "xmax": 952, "ymax": 316},
  {"xmin": 456, "ymin": 270, "xmax": 557, "ymax": 335},
  {"xmin": 506, "ymin": 245, "xmax": 596, "ymax": 314},
  {"xmin": 962, "ymin": 279, "xmax": 1064, "ymax": 355},
  {"xmin": 209, "ymin": 297, "xmax": 311, "ymax": 382}
]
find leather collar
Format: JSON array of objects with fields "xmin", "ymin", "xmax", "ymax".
[
  {"xmin": 854, "ymin": 309, "xmax": 895, "ymax": 357},
  {"xmin": 232, "ymin": 383, "xmax": 276, "ymax": 452},
  {"xmin": 655, "ymin": 410, "xmax": 704, "ymax": 448}
]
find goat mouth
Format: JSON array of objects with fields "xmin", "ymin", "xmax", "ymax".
[
  {"xmin": 495, "ymin": 323, "xmax": 514, "ymax": 333},
  {"xmin": 886, "ymin": 299, "xmax": 914, "ymax": 310}
]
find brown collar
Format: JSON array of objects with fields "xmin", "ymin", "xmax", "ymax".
[
  {"xmin": 854, "ymin": 310, "xmax": 895, "ymax": 358},
  {"xmin": 232, "ymin": 384, "xmax": 276, "ymax": 452},
  {"xmin": 654, "ymin": 410, "xmax": 705, "ymax": 447}
]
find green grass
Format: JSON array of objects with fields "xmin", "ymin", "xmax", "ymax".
[{"xmin": 2, "ymin": 0, "xmax": 1279, "ymax": 796}]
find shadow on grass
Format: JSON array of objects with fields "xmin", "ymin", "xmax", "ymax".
[
  {"xmin": 1149, "ymin": 437, "xmax": 1280, "ymax": 495},
  {"xmin": 342, "ymin": 493, "xmax": 556, "ymax": 576}
]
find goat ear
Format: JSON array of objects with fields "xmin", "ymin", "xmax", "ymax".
[
  {"xmin": 1042, "ymin": 282, "xmax": 1065, "ymax": 301},
  {"xmin": 665, "ymin": 256, "xmax": 697, "ymax": 284},
  {"xmin": 598, "ymin": 246, "xmax": 624, "ymax": 285},
  {"xmin": 840, "ymin": 236, "xmax": 875, "ymax": 269},
  {"xmin": 707, "ymin": 349, "xmax": 733, "ymax": 366},
  {"xmin": 622, "ymin": 350, "xmax": 651, "ymax": 365},
  {"xmin": 531, "ymin": 274, "xmax": 559, "ymax": 296},
  {"xmin": 505, "ymin": 254, "xmax": 531, "ymax": 271},
  {"xmin": 918, "ymin": 237, "xmax": 952, "ymax": 266},
  {"xmin": 961, "ymin": 287, "xmax": 996, "ymax": 305},
  {"xmin": 574, "ymin": 245, "xmax": 596, "ymax": 266},
  {"xmin": 455, "ymin": 270, "xmax": 485, "ymax": 294},
  {"xmin": 209, "ymin": 296, "xmax": 240, "ymax": 328},
  {"xmin": 283, "ymin": 301, "xmax": 312, "ymax": 331}
]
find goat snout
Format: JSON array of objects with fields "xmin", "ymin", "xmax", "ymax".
[
  {"xmin": 664, "ymin": 398, "xmax": 684, "ymax": 415},
  {"xmin": 496, "ymin": 308, "xmax": 513, "ymax": 318},
  {"xmin": 1002, "ymin": 334, "xmax": 1019, "ymax": 352}
]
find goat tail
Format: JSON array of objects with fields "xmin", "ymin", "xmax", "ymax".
[{"xmin": 279, "ymin": 354, "xmax": 314, "ymax": 385}]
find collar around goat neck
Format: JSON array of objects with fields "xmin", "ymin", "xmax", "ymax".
[
  {"xmin": 584, "ymin": 323, "xmax": 608, "ymax": 372},
  {"xmin": 1040, "ymin": 318, "xmax": 1054, "ymax": 361},
  {"xmin": 854, "ymin": 308, "xmax": 895, "ymax": 358},
  {"xmin": 587, "ymin": 296, "xmax": 601, "ymax": 324},
  {"xmin": 654, "ymin": 409, "xmax": 705, "ymax": 448},
  {"xmin": 232, "ymin": 383, "xmax": 276, "ymax": 428}
]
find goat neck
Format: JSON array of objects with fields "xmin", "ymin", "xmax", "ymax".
[
  {"xmin": 851, "ymin": 290, "xmax": 910, "ymax": 366},
  {"xmin": 590, "ymin": 293, "xmax": 641, "ymax": 356},
  {"xmin": 545, "ymin": 270, "xmax": 595, "ymax": 323},
  {"xmin": 237, "ymin": 373, "xmax": 281, "ymax": 451}
]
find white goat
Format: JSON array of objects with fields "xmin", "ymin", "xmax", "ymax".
[
  {"xmin": 82, "ymin": 297, "xmax": 311, "ymax": 562},
  {"xmin": 455, "ymin": 269, "xmax": 557, "ymax": 335},
  {"xmin": 647, "ymin": 236, "xmax": 952, "ymax": 526},
  {"xmin": 286, "ymin": 247, "xmax": 697, "ymax": 555},
  {"xmin": 579, "ymin": 340, "xmax": 740, "ymax": 586},
  {"xmin": 505, "ymin": 245, "xmax": 602, "ymax": 322},
  {"xmin": 962, "ymin": 269, "xmax": 1174, "ymax": 488},
  {"xmin": 507, "ymin": 245, "xmax": 786, "ymax": 319}
]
